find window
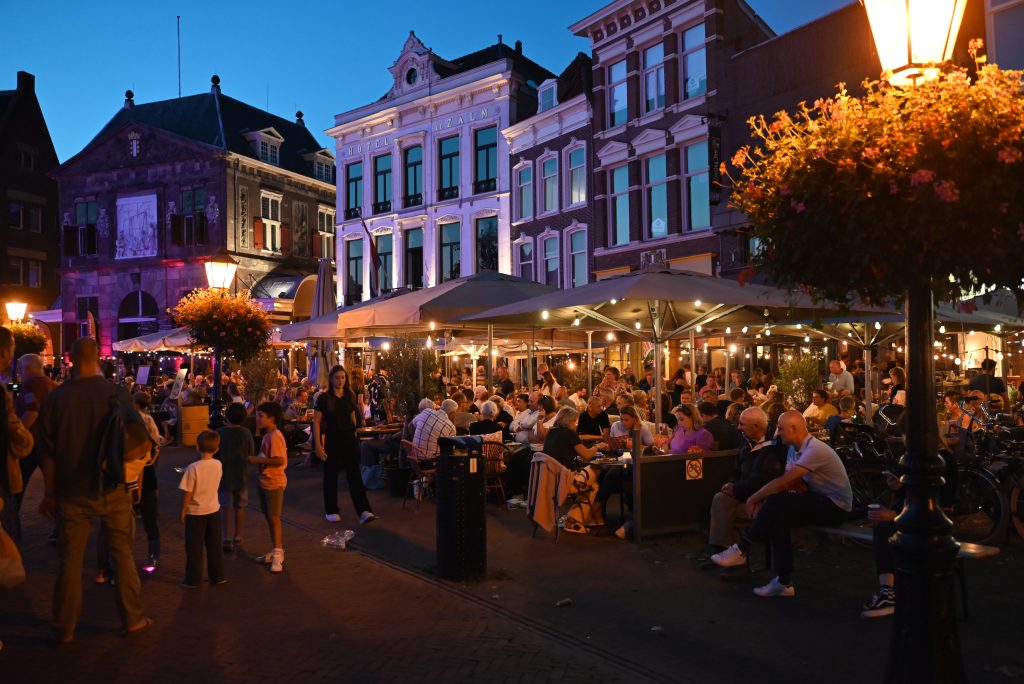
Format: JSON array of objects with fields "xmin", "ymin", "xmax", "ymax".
[
  {"xmin": 438, "ymin": 135, "xmax": 460, "ymax": 200},
  {"xmin": 541, "ymin": 157, "xmax": 558, "ymax": 214},
  {"xmin": 476, "ymin": 216, "xmax": 498, "ymax": 272},
  {"xmin": 377, "ymin": 234, "xmax": 393, "ymax": 293},
  {"xmin": 8, "ymin": 202, "xmax": 22, "ymax": 230},
  {"xmin": 569, "ymin": 230, "xmax": 587, "ymax": 288},
  {"xmin": 539, "ymin": 84, "xmax": 556, "ymax": 112},
  {"xmin": 403, "ymin": 145, "xmax": 423, "ymax": 207},
  {"xmin": 517, "ymin": 241, "xmax": 534, "ymax": 280},
  {"xmin": 261, "ymin": 194, "xmax": 282, "ymax": 252},
  {"xmin": 19, "ymin": 150, "xmax": 34, "ymax": 170},
  {"xmin": 608, "ymin": 60, "xmax": 628, "ymax": 127},
  {"xmin": 610, "ymin": 166, "xmax": 631, "ymax": 246},
  {"xmin": 682, "ymin": 24, "xmax": 707, "ymax": 100},
  {"xmin": 568, "ymin": 148, "xmax": 586, "ymax": 206},
  {"xmin": 404, "ymin": 227, "xmax": 423, "ymax": 288},
  {"xmin": 28, "ymin": 260, "xmax": 41, "ymax": 288},
  {"xmin": 439, "ymin": 222, "xmax": 461, "ymax": 282},
  {"xmin": 178, "ymin": 188, "xmax": 208, "ymax": 246},
  {"xmin": 345, "ymin": 239, "xmax": 363, "ymax": 305},
  {"xmin": 68, "ymin": 200, "xmax": 98, "ymax": 256},
  {"xmin": 7, "ymin": 257, "xmax": 22, "ymax": 285},
  {"xmin": 345, "ymin": 162, "xmax": 363, "ymax": 219},
  {"xmin": 315, "ymin": 160, "xmax": 334, "ymax": 182},
  {"xmin": 515, "ymin": 166, "xmax": 534, "ymax": 221},
  {"xmin": 645, "ymin": 154, "xmax": 669, "ymax": 239},
  {"xmin": 373, "ymin": 154, "xmax": 392, "ymax": 213},
  {"xmin": 259, "ymin": 140, "xmax": 280, "ymax": 165},
  {"xmin": 685, "ymin": 140, "xmax": 711, "ymax": 231},
  {"xmin": 7, "ymin": 202, "xmax": 39, "ymax": 231},
  {"xmin": 318, "ymin": 210, "xmax": 335, "ymax": 261},
  {"xmin": 643, "ymin": 44, "xmax": 666, "ymax": 113},
  {"xmin": 542, "ymin": 236, "xmax": 559, "ymax": 287},
  {"xmin": 474, "ymin": 127, "xmax": 497, "ymax": 194}
]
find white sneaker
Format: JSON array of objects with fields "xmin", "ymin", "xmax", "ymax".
[
  {"xmin": 753, "ymin": 577, "xmax": 795, "ymax": 597},
  {"xmin": 325, "ymin": 513, "xmax": 341, "ymax": 523},
  {"xmin": 270, "ymin": 549, "xmax": 284, "ymax": 573},
  {"xmin": 257, "ymin": 550, "xmax": 273, "ymax": 564},
  {"xmin": 359, "ymin": 511, "xmax": 376, "ymax": 525},
  {"xmin": 710, "ymin": 544, "xmax": 748, "ymax": 568}
]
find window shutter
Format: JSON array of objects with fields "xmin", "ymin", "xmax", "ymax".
[
  {"xmin": 195, "ymin": 213, "xmax": 208, "ymax": 244},
  {"xmin": 63, "ymin": 225, "xmax": 78, "ymax": 257},
  {"xmin": 312, "ymin": 231, "xmax": 322, "ymax": 258},
  {"xmin": 86, "ymin": 225, "xmax": 98, "ymax": 255},
  {"xmin": 281, "ymin": 222, "xmax": 292, "ymax": 254},
  {"xmin": 253, "ymin": 218, "xmax": 265, "ymax": 250},
  {"xmin": 170, "ymin": 214, "xmax": 184, "ymax": 246}
]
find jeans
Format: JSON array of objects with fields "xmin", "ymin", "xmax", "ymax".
[
  {"xmin": 708, "ymin": 491, "xmax": 745, "ymax": 548},
  {"xmin": 873, "ymin": 520, "xmax": 898, "ymax": 575},
  {"xmin": 55, "ymin": 488, "xmax": 145, "ymax": 636},
  {"xmin": 325, "ymin": 441, "xmax": 371, "ymax": 516},
  {"xmin": 184, "ymin": 512, "xmax": 224, "ymax": 585},
  {"xmin": 743, "ymin": 492, "xmax": 847, "ymax": 582}
]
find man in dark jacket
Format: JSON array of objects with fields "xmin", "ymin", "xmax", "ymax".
[
  {"xmin": 705, "ymin": 406, "xmax": 785, "ymax": 553},
  {"xmin": 698, "ymin": 401, "xmax": 743, "ymax": 451}
]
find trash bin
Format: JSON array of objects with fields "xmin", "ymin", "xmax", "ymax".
[{"xmin": 436, "ymin": 436, "xmax": 486, "ymax": 581}]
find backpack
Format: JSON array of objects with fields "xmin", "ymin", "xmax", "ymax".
[{"xmin": 96, "ymin": 392, "xmax": 157, "ymax": 491}]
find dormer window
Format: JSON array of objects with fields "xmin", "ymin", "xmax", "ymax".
[
  {"xmin": 246, "ymin": 127, "xmax": 285, "ymax": 166},
  {"xmin": 260, "ymin": 140, "xmax": 279, "ymax": 165},
  {"xmin": 538, "ymin": 81, "xmax": 557, "ymax": 113},
  {"xmin": 315, "ymin": 160, "xmax": 334, "ymax": 182}
]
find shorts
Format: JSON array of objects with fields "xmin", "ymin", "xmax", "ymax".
[
  {"xmin": 218, "ymin": 487, "xmax": 248, "ymax": 510},
  {"xmin": 258, "ymin": 487, "xmax": 285, "ymax": 517}
]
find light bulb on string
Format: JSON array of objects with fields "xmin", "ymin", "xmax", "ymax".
[
  {"xmin": 694, "ymin": 300, "xmax": 702, "ymax": 307},
  {"xmin": 541, "ymin": 310, "xmax": 549, "ymax": 320},
  {"xmin": 939, "ymin": 325, "xmax": 946, "ymax": 334},
  {"xmin": 635, "ymin": 320, "xmax": 641, "ymax": 330},
  {"xmin": 725, "ymin": 327, "xmax": 731, "ymax": 334},
  {"xmin": 741, "ymin": 326, "xmax": 748, "ymax": 334},
  {"xmin": 695, "ymin": 325, "xmax": 702, "ymax": 333}
]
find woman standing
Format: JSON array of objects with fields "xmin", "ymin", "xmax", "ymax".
[{"xmin": 312, "ymin": 366, "xmax": 375, "ymax": 525}]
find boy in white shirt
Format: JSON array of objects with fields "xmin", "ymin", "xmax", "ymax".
[{"xmin": 179, "ymin": 430, "xmax": 226, "ymax": 588}]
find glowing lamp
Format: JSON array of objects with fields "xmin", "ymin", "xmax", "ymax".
[
  {"xmin": 861, "ymin": 0, "xmax": 967, "ymax": 87},
  {"xmin": 5, "ymin": 302, "xmax": 27, "ymax": 323},
  {"xmin": 204, "ymin": 249, "xmax": 239, "ymax": 290}
]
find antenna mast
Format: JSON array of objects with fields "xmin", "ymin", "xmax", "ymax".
[{"xmin": 177, "ymin": 16, "xmax": 182, "ymax": 98}]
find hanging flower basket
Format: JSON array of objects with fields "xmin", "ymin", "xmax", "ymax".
[
  {"xmin": 173, "ymin": 289, "xmax": 271, "ymax": 363},
  {"xmin": 9, "ymin": 321, "xmax": 47, "ymax": 358}
]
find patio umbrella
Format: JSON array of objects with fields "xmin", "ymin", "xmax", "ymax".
[
  {"xmin": 306, "ymin": 258, "xmax": 334, "ymax": 389},
  {"xmin": 112, "ymin": 328, "xmax": 178, "ymax": 353}
]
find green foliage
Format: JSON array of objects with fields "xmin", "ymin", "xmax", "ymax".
[
  {"xmin": 240, "ymin": 351, "xmax": 280, "ymax": 404},
  {"xmin": 727, "ymin": 66, "xmax": 1024, "ymax": 308},
  {"xmin": 377, "ymin": 336, "xmax": 440, "ymax": 417},
  {"xmin": 173, "ymin": 289, "xmax": 272, "ymax": 363},
  {"xmin": 9, "ymin": 321, "xmax": 47, "ymax": 358},
  {"xmin": 777, "ymin": 355, "xmax": 822, "ymax": 409}
]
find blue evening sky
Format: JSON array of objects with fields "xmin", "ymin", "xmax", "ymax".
[{"xmin": 3, "ymin": 0, "xmax": 853, "ymax": 162}]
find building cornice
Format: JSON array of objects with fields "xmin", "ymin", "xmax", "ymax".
[{"xmin": 226, "ymin": 152, "xmax": 335, "ymax": 194}]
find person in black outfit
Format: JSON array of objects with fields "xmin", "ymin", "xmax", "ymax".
[
  {"xmin": 698, "ymin": 401, "xmax": 743, "ymax": 451},
  {"xmin": 494, "ymin": 365, "xmax": 515, "ymax": 397},
  {"xmin": 469, "ymin": 400, "xmax": 508, "ymax": 441},
  {"xmin": 577, "ymin": 396, "xmax": 611, "ymax": 437},
  {"xmin": 312, "ymin": 366, "xmax": 375, "ymax": 525}
]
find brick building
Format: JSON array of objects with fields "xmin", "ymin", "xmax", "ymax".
[
  {"xmin": 50, "ymin": 77, "xmax": 335, "ymax": 356},
  {"xmin": 503, "ymin": 53, "xmax": 593, "ymax": 289}
]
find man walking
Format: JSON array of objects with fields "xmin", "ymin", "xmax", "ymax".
[{"xmin": 38, "ymin": 338, "xmax": 151, "ymax": 643}]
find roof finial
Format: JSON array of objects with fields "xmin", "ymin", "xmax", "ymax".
[
  {"xmin": 515, "ymin": 40, "xmax": 523, "ymax": 55},
  {"xmin": 497, "ymin": 34, "xmax": 503, "ymax": 45},
  {"xmin": 211, "ymin": 74, "xmax": 221, "ymax": 94},
  {"xmin": 295, "ymin": 110, "xmax": 305, "ymax": 127},
  {"xmin": 124, "ymin": 89, "xmax": 135, "ymax": 109}
]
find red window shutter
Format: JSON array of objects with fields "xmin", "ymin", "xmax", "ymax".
[
  {"xmin": 63, "ymin": 225, "xmax": 78, "ymax": 257},
  {"xmin": 170, "ymin": 214, "xmax": 184, "ymax": 246},
  {"xmin": 253, "ymin": 219, "xmax": 265, "ymax": 250},
  {"xmin": 281, "ymin": 222, "xmax": 292, "ymax": 254},
  {"xmin": 312, "ymin": 231, "xmax": 322, "ymax": 258}
]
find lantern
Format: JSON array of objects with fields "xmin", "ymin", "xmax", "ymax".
[
  {"xmin": 204, "ymin": 249, "xmax": 239, "ymax": 290},
  {"xmin": 861, "ymin": 0, "xmax": 968, "ymax": 86}
]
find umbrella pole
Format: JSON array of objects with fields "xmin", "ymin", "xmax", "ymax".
[
  {"xmin": 863, "ymin": 343, "xmax": 873, "ymax": 422},
  {"xmin": 689, "ymin": 330, "xmax": 696, "ymax": 389},
  {"xmin": 587, "ymin": 330, "xmax": 594, "ymax": 397},
  {"xmin": 527, "ymin": 328, "xmax": 535, "ymax": 389},
  {"xmin": 487, "ymin": 324, "xmax": 494, "ymax": 391}
]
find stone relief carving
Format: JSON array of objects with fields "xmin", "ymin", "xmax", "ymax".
[
  {"xmin": 239, "ymin": 187, "xmax": 249, "ymax": 248},
  {"xmin": 205, "ymin": 194, "xmax": 219, "ymax": 225},
  {"xmin": 115, "ymin": 194, "xmax": 158, "ymax": 259},
  {"xmin": 96, "ymin": 208, "xmax": 110, "ymax": 240}
]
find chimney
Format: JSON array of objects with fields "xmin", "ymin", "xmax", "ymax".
[
  {"xmin": 211, "ymin": 74, "xmax": 221, "ymax": 94},
  {"xmin": 124, "ymin": 89, "xmax": 135, "ymax": 109},
  {"xmin": 17, "ymin": 71, "xmax": 35, "ymax": 94},
  {"xmin": 515, "ymin": 40, "xmax": 523, "ymax": 56},
  {"xmin": 295, "ymin": 110, "xmax": 305, "ymax": 128},
  {"xmin": 497, "ymin": 34, "xmax": 503, "ymax": 45}
]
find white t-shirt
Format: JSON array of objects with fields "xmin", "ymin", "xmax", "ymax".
[{"xmin": 179, "ymin": 458, "xmax": 223, "ymax": 515}]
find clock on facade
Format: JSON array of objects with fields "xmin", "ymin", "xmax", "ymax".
[{"xmin": 406, "ymin": 68, "xmax": 418, "ymax": 85}]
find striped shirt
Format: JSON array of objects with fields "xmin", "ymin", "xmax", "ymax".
[{"xmin": 412, "ymin": 409, "xmax": 456, "ymax": 459}]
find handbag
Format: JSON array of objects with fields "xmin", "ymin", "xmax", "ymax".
[{"xmin": 0, "ymin": 500, "xmax": 26, "ymax": 588}]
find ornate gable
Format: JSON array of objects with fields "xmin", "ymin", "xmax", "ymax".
[{"xmin": 386, "ymin": 31, "xmax": 441, "ymax": 100}]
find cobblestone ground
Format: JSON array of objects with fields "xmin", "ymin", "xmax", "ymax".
[{"xmin": 2, "ymin": 445, "xmax": 1022, "ymax": 683}]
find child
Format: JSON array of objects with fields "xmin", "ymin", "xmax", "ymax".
[
  {"xmin": 217, "ymin": 403, "xmax": 254, "ymax": 553},
  {"xmin": 249, "ymin": 402, "xmax": 287, "ymax": 573},
  {"xmin": 135, "ymin": 392, "xmax": 163, "ymax": 570},
  {"xmin": 178, "ymin": 430, "xmax": 226, "ymax": 588}
]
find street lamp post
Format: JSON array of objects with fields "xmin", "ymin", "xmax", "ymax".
[
  {"xmin": 5, "ymin": 302, "xmax": 27, "ymax": 325},
  {"xmin": 860, "ymin": 2, "xmax": 968, "ymax": 681},
  {"xmin": 204, "ymin": 249, "xmax": 239, "ymax": 430}
]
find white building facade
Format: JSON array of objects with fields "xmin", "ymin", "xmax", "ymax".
[{"xmin": 328, "ymin": 33, "xmax": 554, "ymax": 306}]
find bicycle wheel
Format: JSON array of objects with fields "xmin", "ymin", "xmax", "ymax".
[
  {"xmin": 1009, "ymin": 478, "xmax": 1024, "ymax": 539},
  {"xmin": 847, "ymin": 465, "xmax": 899, "ymax": 512},
  {"xmin": 950, "ymin": 468, "xmax": 1007, "ymax": 545}
]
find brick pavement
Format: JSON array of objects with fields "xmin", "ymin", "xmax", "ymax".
[{"xmin": 3, "ymin": 445, "xmax": 1023, "ymax": 683}]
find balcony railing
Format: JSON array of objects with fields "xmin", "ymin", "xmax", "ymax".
[
  {"xmin": 344, "ymin": 207, "xmax": 361, "ymax": 220},
  {"xmin": 403, "ymin": 193, "xmax": 423, "ymax": 209},
  {"xmin": 372, "ymin": 200, "xmax": 392, "ymax": 214},
  {"xmin": 437, "ymin": 186, "xmax": 459, "ymax": 201},
  {"xmin": 474, "ymin": 178, "xmax": 497, "ymax": 194}
]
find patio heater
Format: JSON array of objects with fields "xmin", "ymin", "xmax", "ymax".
[
  {"xmin": 860, "ymin": 1, "xmax": 968, "ymax": 681},
  {"xmin": 204, "ymin": 249, "xmax": 239, "ymax": 429}
]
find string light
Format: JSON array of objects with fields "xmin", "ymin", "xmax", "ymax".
[
  {"xmin": 725, "ymin": 327, "xmax": 731, "ymax": 334},
  {"xmin": 606, "ymin": 332, "xmax": 615, "ymax": 341},
  {"xmin": 694, "ymin": 300, "xmax": 702, "ymax": 307},
  {"xmin": 541, "ymin": 310, "xmax": 549, "ymax": 320},
  {"xmin": 796, "ymin": 323, "xmax": 802, "ymax": 330},
  {"xmin": 874, "ymin": 321, "xmax": 881, "ymax": 330},
  {"xmin": 695, "ymin": 325, "xmax": 702, "ymax": 333},
  {"xmin": 741, "ymin": 326, "xmax": 748, "ymax": 334},
  {"xmin": 634, "ymin": 320, "xmax": 641, "ymax": 330},
  {"xmin": 572, "ymin": 316, "xmax": 580, "ymax": 326},
  {"xmin": 939, "ymin": 325, "xmax": 946, "ymax": 334},
  {"xmin": 764, "ymin": 328, "xmax": 771, "ymax": 337}
]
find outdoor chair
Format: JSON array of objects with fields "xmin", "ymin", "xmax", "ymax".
[
  {"xmin": 526, "ymin": 453, "xmax": 596, "ymax": 543},
  {"xmin": 480, "ymin": 440, "xmax": 510, "ymax": 503},
  {"xmin": 400, "ymin": 439, "xmax": 436, "ymax": 511}
]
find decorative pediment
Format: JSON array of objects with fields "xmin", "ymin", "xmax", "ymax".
[
  {"xmin": 631, "ymin": 128, "xmax": 667, "ymax": 156},
  {"xmin": 668, "ymin": 114, "xmax": 706, "ymax": 140},
  {"xmin": 255, "ymin": 127, "xmax": 284, "ymax": 141},
  {"xmin": 596, "ymin": 140, "xmax": 629, "ymax": 166},
  {"xmin": 386, "ymin": 31, "xmax": 446, "ymax": 100},
  {"xmin": 436, "ymin": 214, "xmax": 461, "ymax": 224}
]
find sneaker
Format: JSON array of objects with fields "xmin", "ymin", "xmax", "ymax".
[
  {"xmin": 861, "ymin": 587, "xmax": 896, "ymax": 618},
  {"xmin": 614, "ymin": 521, "xmax": 633, "ymax": 539},
  {"xmin": 753, "ymin": 577, "xmax": 796, "ymax": 598},
  {"xmin": 179, "ymin": 581, "xmax": 198, "ymax": 589},
  {"xmin": 710, "ymin": 544, "xmax": 748, "ymax": 568},
  {"xmin": 270, "ymin": 549, "xmax": 284, "ymax": 573},
  {"xmin": 325, "ymin": 513, "xmax": 342, "ymax": 523},
  {"xmin": 359, "ymin": 511, "xmax": 376, "ymax": 525},
  {"xmin": 506, "ymin": 496, "xmax": 524, "ymax": 509},
  {"xmin": 213, "ymin": 578, "xmax": 228, "ymax": 586},
  {"xmin": 562, "ymin": 519, "xmax": 588, "ymax": 534},
  {"xmin": 256, "ymin": 550, "xmax": 274, "ymax": 564}
]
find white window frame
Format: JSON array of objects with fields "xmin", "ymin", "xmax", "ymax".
[
  {"xmin": 539, "ymin": 154, "xmax": 559, "ymax": 216},
  {"xmin": 608, "ymin": 60, "xmax": 629, "ymax": 128},
  {"xmin": 681, "ymin": 23, "xmax": 707, "ymax": 101},
  {"xmin": 683, "ymin": 139, "xmax": 711, "ymax": 232},
  {"xmin": 644, "ymin": 153, "xmax": 670, "ymax": 240},
  {"xmin": 513, "ymin": 236, "xmax": 535, "ymax": 282},
  {"xmin": 513, "ymin": 161, "xmax": 534, "ymax": 222},
  {"xmin": 260, "ymin": 191, "xmax": 283, "ymax": 253},
  {"xmin": 538, "ymin": 81, "xmax": 557, "ymax": 112},
  {"xmin": 643, "ymin": 42, "xmax": 666, "ymax": 114},
  {"xmin": 540, "ymin": 232, "xmax": 560, "ymax": 288},
  {"xmin": 315, "ymin": 159, "xmax": 334, "ymax": 182},
  {"xmin": 318, "ymin": 207, "xmax": 336, "ymax": 261},
  {"xmin": 609, "ymin": 165, "xmax": 631, "ymax": 247},
  {"xmin": 566, "ymin": 226, "xmax": 588, "ymax": 288},
  {"xmin": 565, "ymin": 144, "xmax": 587, "ymax": 208}
]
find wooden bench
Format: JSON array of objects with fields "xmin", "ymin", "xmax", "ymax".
[{"xmin": 816, "ymin": 524, "xmax": 1000, "ymax": 619}]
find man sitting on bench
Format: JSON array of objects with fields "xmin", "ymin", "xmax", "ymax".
[{"xmin": 711, "ymin": 411, "xmax": 852, "ymax": 597}]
